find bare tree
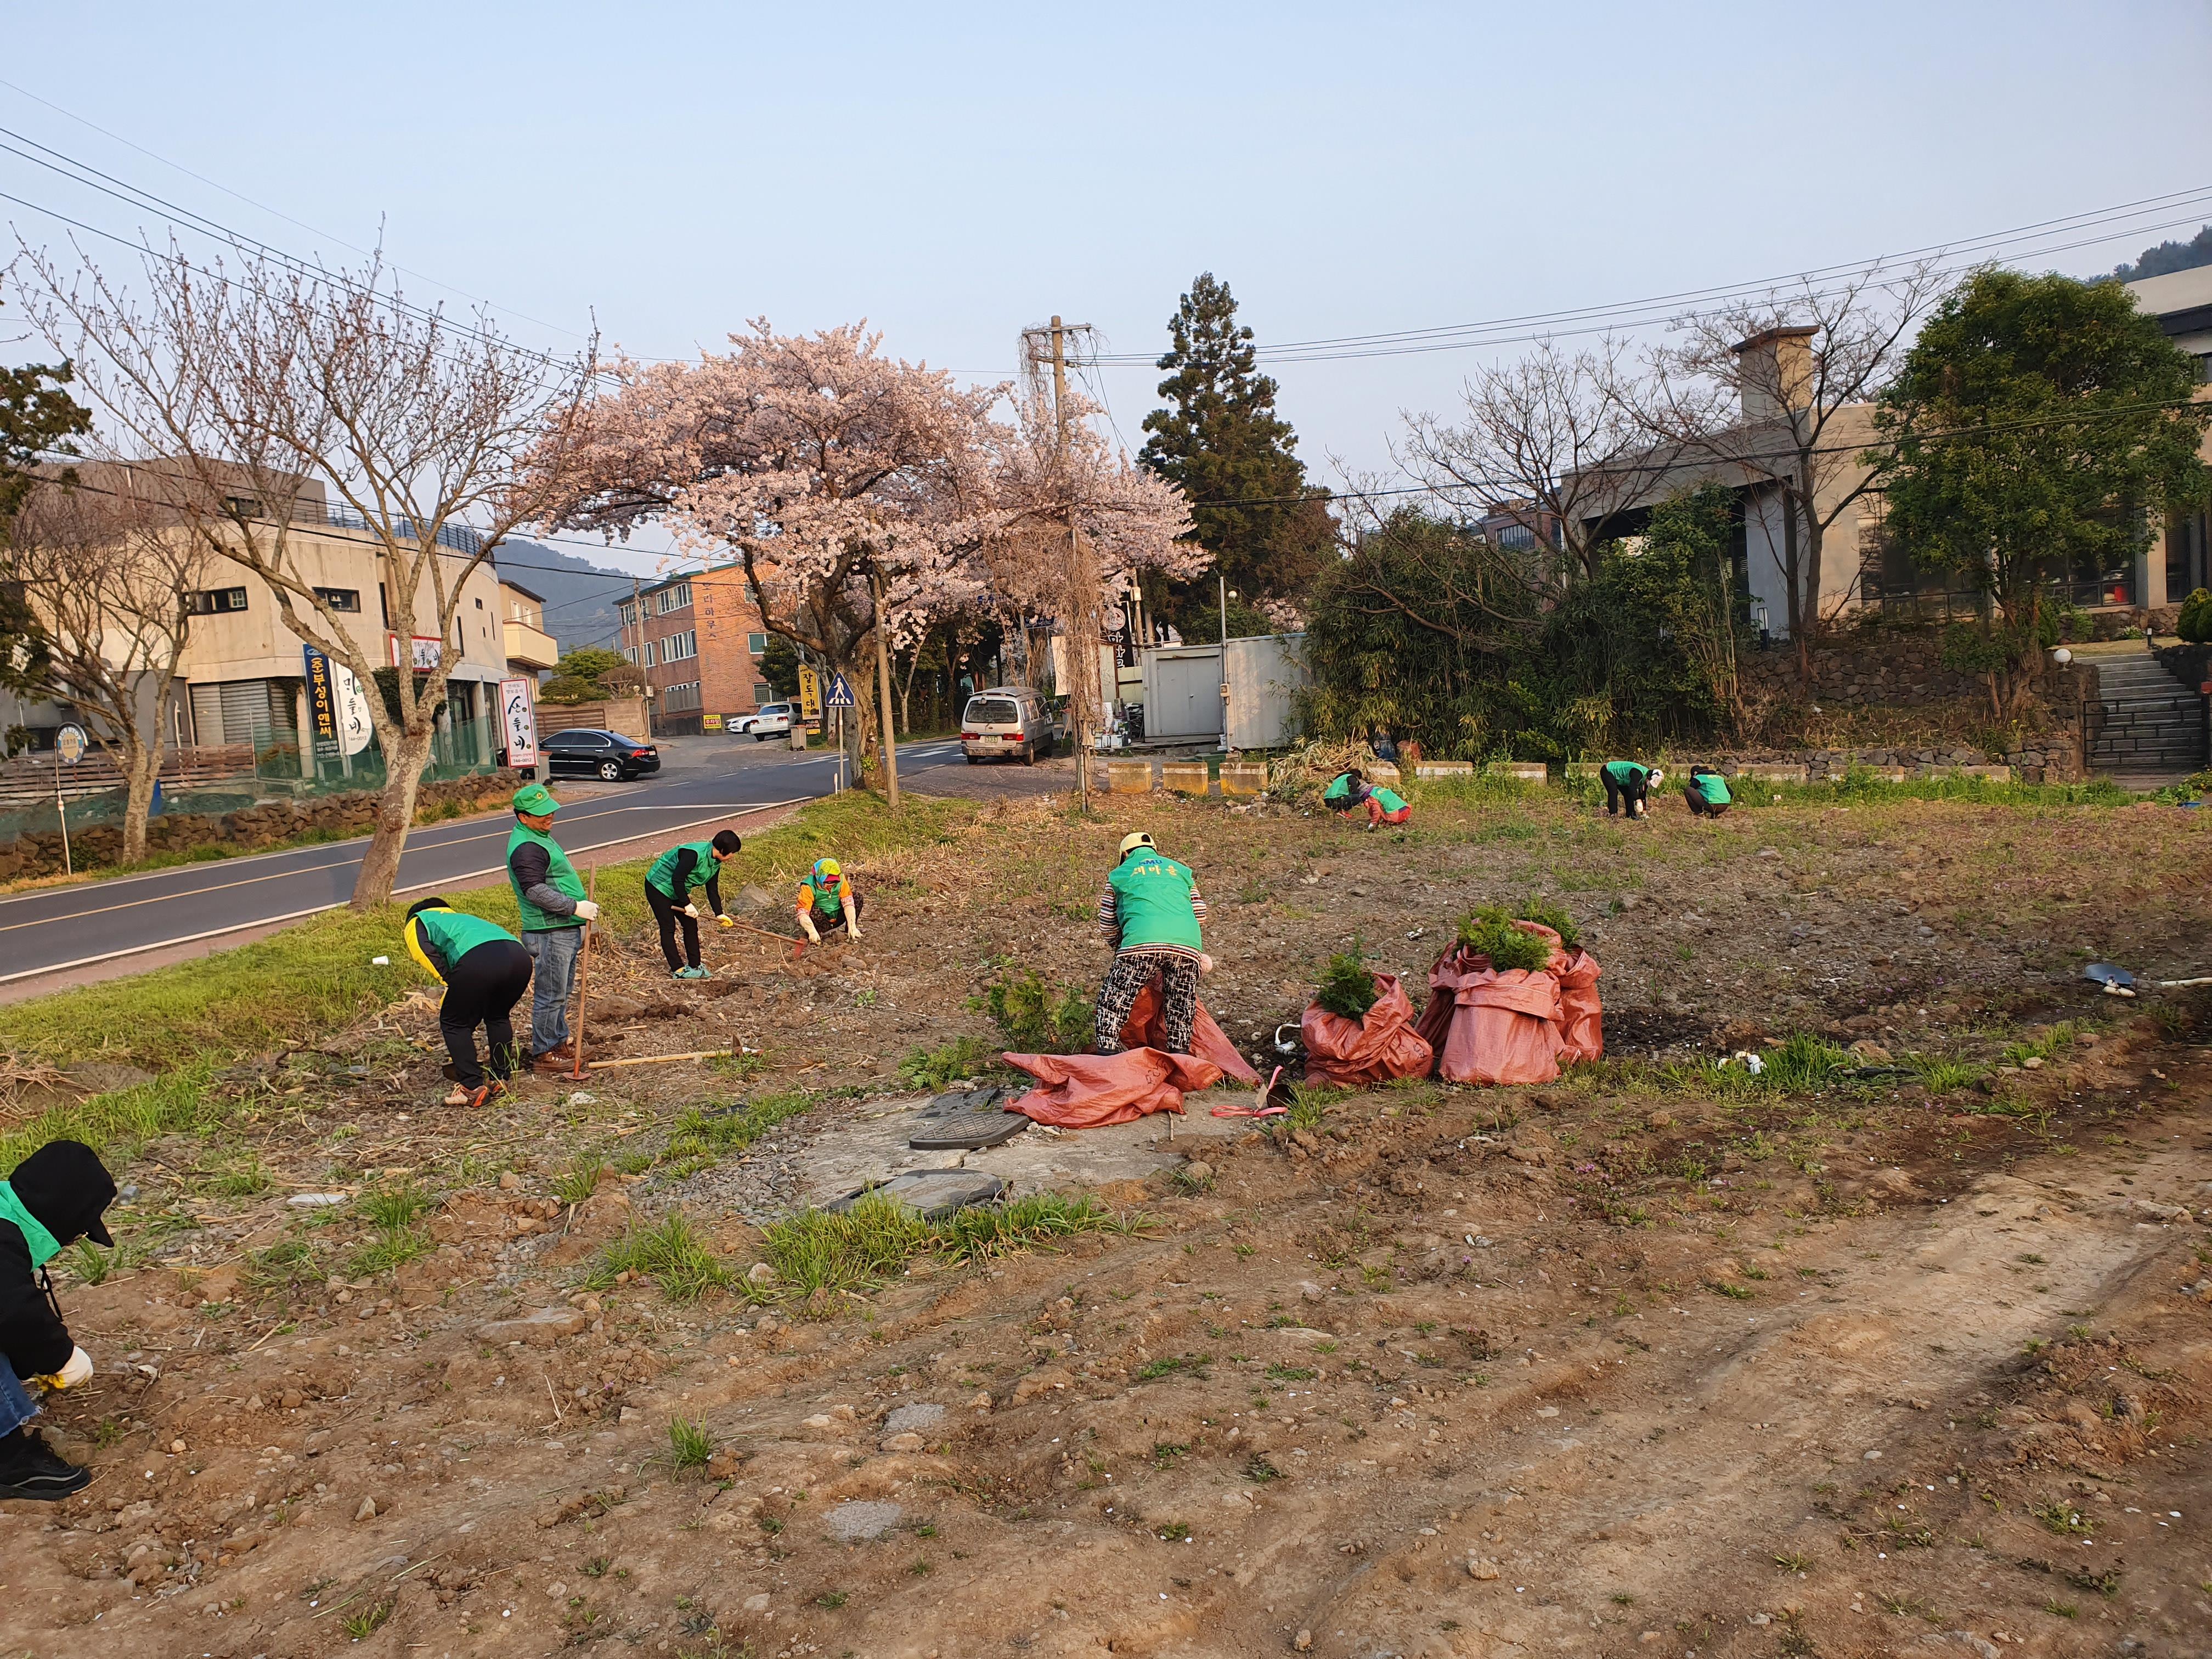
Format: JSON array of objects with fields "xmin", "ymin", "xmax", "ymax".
[
  {"xmin": 4, "ymin": 465, "xmax": 207, "ymax": 860},
  {"xmin": 14, "ymin": 242, "xmax": 595, "ymax": 905},
  {"xmin": 1640, "ymin": 263, "xmax": 1953, "ymax": 681},
  {"xmin": 1396, "ymin": 335, "xmax": 1681, "ymax": 588}
]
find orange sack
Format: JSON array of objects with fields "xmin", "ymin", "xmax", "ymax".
[
  {"xmin": 1418, "ymin": 929, "xmax": 1566, "ymax": 1087},
  {"xmin": 1119, "ymin": 979, "xmax": 1260, "ymax": 1085},
  {"xmin": 1300, "ymin": 971, "xmax": 1434, "ymax": 1088},
  {"xmin": 1550, "ymin": 946, "xmax": 1604, "ymax": 1064},
  {"xmin": 1002, "ymin": 1048, "xmax": 1224, "ymax": 1128}
]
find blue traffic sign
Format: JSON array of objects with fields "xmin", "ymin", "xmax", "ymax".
[{"xmin": 825, "ymin": 672, "xmax": 856, "ymax": 709}]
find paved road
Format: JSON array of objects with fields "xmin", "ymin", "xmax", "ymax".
[{"xmin": 0, "ymin": 735, "xmax": 981, "ymax": 986}]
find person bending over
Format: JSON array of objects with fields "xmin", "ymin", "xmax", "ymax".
[
  {"xmin": 645, "ymin": 831, "xmax": 742, "ymax": 979},
  {"xmin": 1323, "ymin": 769, "xmax": 1412, "ymax": 831},
  {"xmin": 796, "ymin": 857, "xmax": 864, "ymax": 944},
  {"xmin": 0, "ymin": 1140, "xmax": 116, "ymax": 1500},
  {"xmin": 1093, "ymin": 832, "xmax": 1211, "ymax": 1056},
  {"xmin": 1601, "ymin": 760, "xmax": 1664, "ymax": 819},
  {"xmin": 1685, "ymin": 766, "xmax": 1733, "ymax": 818},
  {"xmin": 404, "ymin": 898, "xmax": 532, "ymax": 1105}
]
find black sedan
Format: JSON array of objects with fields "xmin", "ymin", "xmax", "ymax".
[{"xmin": 541, "ymin": 729, "xmax": 661, "ymax": 781}]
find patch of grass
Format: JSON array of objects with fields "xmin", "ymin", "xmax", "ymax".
[
  {"xmin": 931, "ymin": 1192, "xmax": 1132, "ymax": 1261},
  {"xmin": 973, "ymin": 967, "xmax": 1094, "ymax": 1053},
  {"xmin": 2042, "ymin": 1599, "xmax": 2078, "ymax": 1619},
  {"xmin": 2032, "ymin": 1499, "xmax": 2095, "ymax": 1537},
  {"xmin": 1909, "ymin": 1054, "xmax": 1984, "ymax": 1093},
  {"xmin": 586, "ymin": 1210, "xmax": 732, "ymax": 1301},
  {"xmin": 1154, "ymin": 1522, "xmax": 1190, "ymax": 1542},
  {"xmin": 356, "ymin": 1186, "xmax": 432, "ymax": 1229},
  {"xmin": 898, "ymin": 1036, "xmax": 1002, "ymax": 1092},
  {"xmin": 667, "ymin": 1416, "xmax": 714, "ymax": 1472},
  {"xmin": 662, "ymin": 1090, "xmax": 816, "ymax": 1177},
  {"xmin": 1243, "ymin": 1455, "xmax": 1282, "ymax": 1483},
  {"xmin": 761, "ymin": 1190, "xmax": 1130, "ymax": 1306},
  {"xmin": 0, "ymin": 1066, "xmax": 215, "ymax": 1175},
  {"xmin": 813, "ymin": 1590, "xmax": 847, "ymax": 1609},
  {"xmin": 2002, "ymin": 1021, "xmax": 2079, "ymax": 1068},
  {"xmin": 552, "ymin": 1158, "xmax": 610, "ymax": 1205},
  {"xmin": 1705, "ymin": 1279, "xmax": 1754, "ymax": 1300},
  {"xmin": 1135, "ymin": 1353, "xmax": 1212, "ymax": 1383},
  {"xmin": 1283, "ymin": 1081, "xmax": 1340, "ymax": 1133},
  {"xmin": 1774, "ymin": 1551, "xmax": 1811, "ymax": 1572},
  {"xmin": 207, "ymin": 1158, "xmax": 272, "ymax": 1197},
  {"xmin": 1265, "ymin": 1364, "xmax": 1317, "ymax": 1383},
  {"xmin": 351, "ymin": 1224, "xmax": 431, "ymax": 1277},
  {"xmin": 245, "ymin": 1238, "xmax": 318, "ymax": 1297},
  {"xmin": 342, "ymin": 1600, "xmax": 393, "ymax": 1638}
]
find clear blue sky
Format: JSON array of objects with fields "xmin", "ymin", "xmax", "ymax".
[{"xmin": 5, "ymin": 1, "xmax": 2208, "ymax": 573}]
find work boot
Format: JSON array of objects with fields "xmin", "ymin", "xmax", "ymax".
[
  {"xmin": 530, "ymin": 1054, "xmax": 572, "ymax": 1077},
  {"xmin": 673, "ymin": 966, "xmax": 711, "ymax": 981},
  {"xmin": 540, "ymin": 1041, "xmax": 575, "ymax": 1062},
  {"xmin": 0, "ymin": 1427, "xmax": 91, "ymax": 1500}
]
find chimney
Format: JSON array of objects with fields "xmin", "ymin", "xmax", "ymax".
[{"xmin": 1730, "ymin": 325, "xmax": 1817, "ymax": 423}]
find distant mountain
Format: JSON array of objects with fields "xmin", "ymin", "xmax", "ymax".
[
  {"xmin": 2110, "ymin": 223, "xmax": 2212, "ymax": 284},
  {"xmin": 490, "ymin": 538, "xmax": 641, "ymax": 657}
]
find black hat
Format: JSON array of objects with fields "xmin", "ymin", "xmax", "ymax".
[
  {"xmin": 9, "ymin": 1139, "xmax": 116, "ymax": 1248},
  {"xmin": 405, "ymin": 897, "xmax": 450, "ymax": 920}
]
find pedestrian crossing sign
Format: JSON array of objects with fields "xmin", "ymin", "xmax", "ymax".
[{"xmin": 825, "ymin": 673, "xmax": 856, "ymax": 709}]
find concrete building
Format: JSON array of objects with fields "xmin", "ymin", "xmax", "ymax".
[
  {"xmin": 2131, "ymin": 264, "xmax": 2212, "ymax": 607},
  {"xmin": 499, "ymin": 579, "xmax": 558, "ymax": 674},
  {"xmin": 617, "ymin": 564, "xmax": 777, "ymax": 736}
]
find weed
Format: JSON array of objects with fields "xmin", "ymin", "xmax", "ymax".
[
  {"xmin": 350, "ymin": 1225, "xmax": 430, "ymax": 1277},
  {"xmin": 2066, "ymin": 1566, "xmax": 2122, "ymax": 1599},
  {"xmin": 1611, "ymin": 1593, "xmax": 1635, "ymax": 1606},
  {"xmin": 1135, "ymin": 1354, "xmax": 1212, "ymax": 1383},
  {"xmin": 1243, "ymin": 1455, "xmax": 1282, "ymax": 1483},
  {"xmin": 2042, "ymin": 1599, "xmax": 2078, "ymax": 1619},
  {"xmin": 667, "ymin": 1417, "xmax": 714, "ymax": 1472},
  {"xmin": 1151, "ymin": 1442, "xmax": 1190, "ymax": 1469},
  {"xmin": 587, "ymin": 1211, "xmax": 732, "ymax": 1301},
  {"xmin": 1774, "ymin": 1551, "xmax": 1811, "ymax": 1572},
  {"xmin": 552, "ymin": 1159, "xmax": 610, "ymax": 1205},
  {"xmin": 898, "ymin": 1036, "xmax": 1001, "ymax": 1092},
  {"xmin": 342, "ymin": 1600, "xmax": 393, "ymax": 1638},
  {"xmin": 1265, "ymin": 1364, "xmax": 1317, "ymax": 1383},
  {"xmin": 973, "ymin": 967, "xmax": 1094, "ymax": 1052},
  {"xmin": 1909, "ymin": 1054, "xmax": 1984, "ymax": 1093},
  {"xmin": 1155, "ymin": 1522, "xmax": 1191, "ymax": 1542},
  {"xmin": 1705, "ymin": 1279, "xmax": 1754, "ymax": 1300},
  {"xmin": 909, "ymin": 1558, "xmax": 933, "ymax": 1576},
  {"xmin": 583, "ymin": 1557, "xmax": 612, "ymax": 1578},
  {"xmin": 357, "ymin": 1186, "xmax": 432, "ymax": 1229},
  {"xmin": 662, "ymin": 1090, "xmax": 816, "ymax": 1177},
  {"xmin": 2002, "ymin": 1022, "xmax": 2078, "ymax": 1067},
  {"xmin": 814, "ymin": 1590, "xmax": 847, "ymax": 1609},
  {"xmin": 2032, "ymin": 1500, "xmax": 2095, "ymax": 1537},
  {"xmin": 209, "ymin": 1159, "xmax": 272, "ymax": 1197}
]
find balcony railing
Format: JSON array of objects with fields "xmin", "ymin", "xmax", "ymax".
[{"xmin": 290, "ymin": 498, "xmax": 487, "ymax": 556}]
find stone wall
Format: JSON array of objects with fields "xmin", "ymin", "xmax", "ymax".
[
  {"xmin": 1741, "ymin": 623, "xmax": 1983, "ymax": 707},
  {"xmin": 0, "ymin": 770, "xmax": 522, "ymax": 884}
]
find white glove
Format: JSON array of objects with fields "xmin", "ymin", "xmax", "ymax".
[
  {"xmin": 845, "ymin": 919, "xmax": 862, "ymax": 940},
  {"xmin": 1198, "ymin": 952, "xmax": 1215, "ymax": 974},
  {"xmin": 799, "ymin": 915, "xmax": 821, "ymax": 944},
  {"xmin": 683, "ymin": 904, "xmax": 701, "ymax": 919},
  {"xmin": 715, "ymin": 913, "xmax": 735, "ymax": 930},
  {"xmin": 574, "ymin": 900, "xmax": 601, "ymax": 921},
  {"xmin": 53, "ymin": 1346, "xmax": 93, "ymax": 1389}
]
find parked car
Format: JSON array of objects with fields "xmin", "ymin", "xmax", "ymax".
[
  {"xmin": 960, "ymin": 686, "xmax": 1060, "ymax": 764},
  {"xmin": 736, "ymin": 703, "xmax": 793, "ymax": 741},
  {"xmin": 542, "ymin": 728, "xmax": 661, "ymax": 781}
]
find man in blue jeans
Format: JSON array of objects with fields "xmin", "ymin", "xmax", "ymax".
[
  {"xmin": 0, "ymin": 1139, "xmax": 116, "ymax": 1500},
  {"xmin": 505, "ymin": 784, "xmax": 601, "ymax": 1075}
]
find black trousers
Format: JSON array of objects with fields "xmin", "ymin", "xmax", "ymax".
[
  {"xmin": 441, "ymin": 939, "xmax": 531, "ymax": 1088},
  {"xmin": 646, "ymin": 881, "xmax": 700, "ymax": 970},
  {"xmin": 1602, "ymin": 773, "xmax": 1647, "ymax": 816},
  {"xmin": 1685, "ymin": 786, "xmax": 1729, "ymax": 817}
]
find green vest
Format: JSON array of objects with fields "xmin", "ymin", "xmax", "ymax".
[
  {"xmin": 1693, "ymin": 771, "xmax": 1732, "ymax": 805},
  {"xmin": 1370, "ymin": 785, "xmax": 1408, "ymax": 814},
  {"xmin": 413, "ymin": 907, "xmax": 516, "ymax": 965},
  {"xmin": 801, "ymin": 872, "xmax": 847, "ymax": 918},
  {"xmin": 506, "ymin": 822, "xmax": 586, "ymax": 932},
  {"xmin": 1108, "ymin": 852, "xmax": 1202, "ymax": 951},
  {"xmin": 1323, "ymin": 773, "xmax": 1357, "ymax": 806},
  {"xmin": 1603, "ymin": 761, "xmax": 1648, "ymax": 787},
  {"xmin": 0, "ymin": 1182, "xmax": 62, "ymax": 1268},
  {"xmin": 647, "ymin": 841, "xmax": 716, "ymax": 899}
]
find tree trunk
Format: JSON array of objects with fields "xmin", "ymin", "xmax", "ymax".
[
  {"xmin": 351, "ymin": 722, "xmax": 436, "ymax": 907},
  {"xmin": 868, "ymin": 571, "xmax": 900, "ymax": 811},
  {"xmin": 119, "ymin": 729, "xmax": 163, "ymax": 866},
  {"xmin": 1781, "ymin": 488, "xmax": 1809, "ymax": 687}
]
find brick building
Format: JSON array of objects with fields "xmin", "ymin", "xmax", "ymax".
[{"xmin": 618, "ymin": 564, "xmax": 778, "ymax": 736}]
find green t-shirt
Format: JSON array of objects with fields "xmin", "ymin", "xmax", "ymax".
[
  {"xmin": 1692, "ymin": 771, "xmax": 1732, "ymax": 805},
  {"xmin": 506, "ymin": 822, "xmax": 586, "ymax": 932},
  {"xmin": 647, "ymin": 841, "xmax": 717, "ymax": 899},
  {"xmin": 1108, "ymin": 852, "xmax": 1203, "ymax": 951}
]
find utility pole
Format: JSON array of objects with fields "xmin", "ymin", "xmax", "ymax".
[
  {"xmin": 629, "ymin": 575, "xmax": 651, "ymax": 738},
  {"xmin": 1041, "ymin": 314, "xmax": 1094, "ymax": 814},
  {"xmin": 870, "ymin": 563, "xmax": 901, "ymax": 810}
]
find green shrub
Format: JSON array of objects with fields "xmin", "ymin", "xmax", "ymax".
[
  {"xmin": 1515, "ymin": 896, "xmax": 1581, "ymax": 950},
  {"xmin": 2177, "ymin": 587, "xmax": 2212, "ymax": 643},
  {"xmin": 1313, "ymin": 953, "xmax": 1380, "ymax": 1020},
  {"xmin": 975, "ymin": 968, "xmax": 1094, "ymax": 1053},
  {"xmin": 1454, "ymin": 906, "xmax": 1553, "ymax": 973},
  {"xmin": 899, "ymin": 1035, "xmax": 1001, "ymax": 1091}
]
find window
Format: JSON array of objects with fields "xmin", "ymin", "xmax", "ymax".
[
  {"xmin": 379, "ymin": 583, "xmax": 390, "ymax": 627},
  {"xmin": 223, "ymin": 495, "xmax": 263, "ymax": 521},
  {"xmin": 748, "ymin": 631, "xmax": 769, "ymax": 654},
  {"xmin": 313, "ymin": 586, "xmax": 360, "ymax": 613},
  {"xmin": 640, "ymin": 640, "xmax": 656, "ymax": 668},
  {"xmin": 617, "ymin": 599, "xmax": 637, "ymax": 627},
  {"xmin": 621, "ymin": 645, "xmax": 639, "ymax": 665},
  {"xmin": 663, "ymin": 680, "xmax": 702, "ymax": 712},
  {"xmin": 661, "ymin": 629, "xmax": 697, "ymax": 663},
  {"xmin": 185, "ymin": 586, "xmax": 250, "ymax": 615},
  {"xmin": 752, "ymin": 682, "xmax": 775, "ymax": 704},
  {"xmin": 474, "ymin": 595, "xmax": 484, "ymax": 609},
  {"xmin": 654, "ymin": 580, "xmax": 692, "ymax": 615}
]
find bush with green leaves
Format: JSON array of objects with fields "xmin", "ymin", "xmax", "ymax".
[
  {"xmin": 1313, "ymin": 952, "xmax": 1380, "ymax": 1020},
  {"xmin": 974, "ymin": 967, "xmax": 1094, "ymax": 1053},
  {"xmin": 2178, "ymin": 587, "xmax": 2212, "ymax": 644},
  {"xmin": 1454, "ymin": 906, "xmax": 1553, "ymax": 973}
]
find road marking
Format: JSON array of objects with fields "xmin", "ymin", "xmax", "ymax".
[
  {"xmin": 0, "ymin": 797, "xmax": 810, "ymax": 980},
  {"xmin": 0, "ymin": 800, "xmax": 808, "ymax": 931}
]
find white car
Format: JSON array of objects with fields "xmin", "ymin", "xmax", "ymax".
[{"xmin": 737, "ymin": 703, "xmax": 793, "ymax": 741}]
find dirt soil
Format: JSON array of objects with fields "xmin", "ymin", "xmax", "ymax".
[{"xmin": 3, "ymin": 786, "xmax": 2209, "ymax": 1659}]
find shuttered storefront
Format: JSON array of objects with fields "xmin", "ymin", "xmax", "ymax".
[{"xmin": 188, "ymin": 679, "xmax": 295, "ymax": 749}]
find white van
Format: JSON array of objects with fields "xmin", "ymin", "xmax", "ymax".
[{"xmin": 960, "ymin": 686, "xmax": 1059, "ymax": 764}]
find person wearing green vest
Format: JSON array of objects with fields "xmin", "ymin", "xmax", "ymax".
[
  {"xmin": 1093, "ymin": 832, "xmax": 1213, "ymax": 1056},
  {"xmin": 645, "ymin": 830, "xmax": 743, "ymax": 979},
  {"xmin": 506, "ymin": 784, "xmax": 601, "ymax": 1075},
  {"xmin": 795, "ymin": 857, "xmax": 865, "ymax": 944},
  {"xmin": 1685, "ymin": 765, "xmax": 1733, "ymax": 818},
  {"xmin": 1600, "ymin": 760, "xmax": 1666, "ymax": 819},
  {"xmin": 0, "ymin": 1139, "xmax": 115, "ymax": 1499},
  {"xmin": 1323, "ymin": 768, "xmax": 1411, "ymax": 831},
  {"xmin": 404, "ymin": 898, "xmax": 532, "ymax": 1105}
]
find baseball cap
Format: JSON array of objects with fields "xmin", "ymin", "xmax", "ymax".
[{"xmin": 512, "ymin": 783, "xmax": 562, "ymax": 816}]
